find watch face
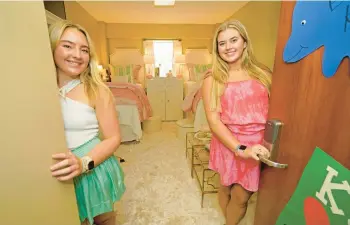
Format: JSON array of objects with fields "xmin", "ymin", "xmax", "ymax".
[
  {"xmin": 88, "ymin": 161, "xmax": 94, "ymax": 170},
  {"xmin": 239, "ymin": 145, "xmax": 247, "ymax": 150}
]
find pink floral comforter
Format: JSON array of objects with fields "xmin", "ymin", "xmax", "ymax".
[
  {"xmin": 182, "ymin": 70, "xmax": 211, "ymax": 114},
  {"xmin": 106, "ymin": 82, "xmax": 152, "ymax": 121},
  {"xmin": 181, "ymin": 85, "xmax": 202, "ymax": 114}
]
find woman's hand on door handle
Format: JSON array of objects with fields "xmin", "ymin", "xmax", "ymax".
[
  {"xmin": 236, "ymin": 144, "xmax": 270, "ymax": 161},
  {"xmin": 252, "ymin": 144, "xmax": 270, "ymax": 159}
]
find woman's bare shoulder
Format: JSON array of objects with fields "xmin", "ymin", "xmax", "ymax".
[
  {"xmin": 203, "ymin": 69, "xmax": 213, "ymax": 80},
  {"xmin": 202, "ymin": 70, "xmax": 214, "ymax": 92}
]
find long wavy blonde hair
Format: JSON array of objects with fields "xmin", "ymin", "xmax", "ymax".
[
  {"xmin": 210, "ymin": 19, "xmax": 272, "ymax": 111},
  {"xmin": 49, "ymin": 20, "xmax": 110, "ymax": 103}
]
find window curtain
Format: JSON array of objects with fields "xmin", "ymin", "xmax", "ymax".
[
  {"xmin": 143, "ymin": 40, "xmax": 154, "ymax": 56},
  {"xmin": 173, "ymin": 40, "xmax": 184, "ymax": 78},
  {"xmin": 143, "ymin": 40, "xmax": 155, "ymax": 78},
  {"xmin": 173, "ymin": 40, "xmax": 182, "ymax": 57}
]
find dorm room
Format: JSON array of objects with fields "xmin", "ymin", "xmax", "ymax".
[
  {"xmin": 106, "ymin": 47, "xmax": 213, "ymax": 144},
  {"xmin": 39, "ymin": 1, "xmax": 281, "ymax": 224},
  {"xmin": 100, "ymin": 45, "xmax": 214, "ymax": 144},
  {"xmin": 6, "ymin": 1, "xmax": 350, "ymax": 225}
]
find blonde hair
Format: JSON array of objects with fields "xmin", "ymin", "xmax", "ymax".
[
  {"xmin": 49, "ymin": 20, "xmax": 110, "ymax": 103},
  {"xmin": 210, "ymin": 19, "xmax": 272, "ymax": 111}
]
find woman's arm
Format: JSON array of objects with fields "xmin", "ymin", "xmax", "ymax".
[
  {"xmin": 50, "ymin": 87, "xmax": 121, "ymax": 181},
  {"xmin": 201, "ymin": 75, "xmax": 240, "ymax": 154},
  {"xmin": 87, "ymin": 87, "xmax": 121, "ymax": 166}
]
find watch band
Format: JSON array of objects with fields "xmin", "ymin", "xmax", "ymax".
[{"xmin": 81, "ymin": 156, "xmax": 94, "ymax": 173}]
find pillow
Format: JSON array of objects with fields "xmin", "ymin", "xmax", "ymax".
[
  {"xmin": 111, "ymin": 75, "xmax": 129, "ymax": 83},
  {"xmin": 113, "ymin": 64, "xmax": 134, "ymax": 83},
  {"xmin": 188, "ymin": 64, "xmax": 212, "ymax": 82},
  {"xmin": 132, "ymin": 65, "xmax": 142, "ymax": 83},
  {"xmin": 187, "ymin": 64, "xmax": 195, "ymax": 81}
]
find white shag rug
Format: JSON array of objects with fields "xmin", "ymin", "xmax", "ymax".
[{"xmin": 114, "ymin": 123, "xmax": 225, "ymax": 225}]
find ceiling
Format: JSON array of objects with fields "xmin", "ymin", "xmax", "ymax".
[{"xmin": 77, "ymin": 1, "xmax": 249, "ymax": 24}]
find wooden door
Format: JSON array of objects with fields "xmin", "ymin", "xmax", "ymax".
[
  {"xmin": 1, "ymin": 2, "xmax": 79, "ymax": 224},
  {"xmin": 254, "ymin": 1, "xmax": 350, "ymax": 225},
  {"xmin": 165, "ymin": 78, "xmax": 183, "ymax": 121}
]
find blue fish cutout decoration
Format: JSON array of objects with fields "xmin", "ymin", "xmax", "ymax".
[{"xmin": 283, "ymin": 0, "xmax": 350, "ymax": 78}]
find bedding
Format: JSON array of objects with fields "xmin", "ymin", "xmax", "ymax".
[
  {"xmin": 116, "ymin": 104, "xmax": 142, "ymax": 142},
  {"xmin": 188, "ymin": 64, "xmax": 212, "ymax": 82},
  {"xmin": 109, "ymin": 64, "xmax": 137, "ymax": 83},
  {"xmin": 106, "ymin": 82, "xmax": 152, "ymax": 122}
]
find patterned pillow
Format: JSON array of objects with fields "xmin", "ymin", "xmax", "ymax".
[
  {"xmin": 132, "ymin": 65, "xmax": 142, "ymax": 83},
  {"xmin": 113, "ymin": 64, "xmax": 134, "ymax": 83},
  {"xmin": 191, "ymin": 64, "xmax": 212, "ymax": 81}
]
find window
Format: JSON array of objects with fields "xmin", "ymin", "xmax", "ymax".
[{"xmin": 153, "ymin": 40, "xmax": 174, "ymax": 77}]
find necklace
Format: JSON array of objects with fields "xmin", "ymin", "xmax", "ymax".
[{"xmin": 231, "ymin": 68, "xmax": 242, "ymax": 72}]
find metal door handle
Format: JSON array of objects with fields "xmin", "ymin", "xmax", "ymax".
[
  {"xmin": 258, "ymin": 155, "xmax": 288, "ymax": 168},
  {"xmin": 261, "ymin": 119, "xmax": 288, "ymax": 169}
]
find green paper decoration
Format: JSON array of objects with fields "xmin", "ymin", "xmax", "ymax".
[{"xmin": 275, "ymin": 147, "xmax": 349, "ymax": 225}]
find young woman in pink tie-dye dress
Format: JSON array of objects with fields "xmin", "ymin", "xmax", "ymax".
[{"xmin": 202, "ymin": 19, "xmax": 271, "ymax": 225}]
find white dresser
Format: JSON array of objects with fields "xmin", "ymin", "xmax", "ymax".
[{"xmin": 147, "ymin": 77, "xmax": 184, "ymax": 121}]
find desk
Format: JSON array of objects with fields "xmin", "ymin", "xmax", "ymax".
[{"xmin": 186, "ymin": 131, "xmax": 220, "ymax": 207}]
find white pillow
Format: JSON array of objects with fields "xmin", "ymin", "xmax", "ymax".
[{"xmin": 112, "ymin": 75, "xmax": 129, "ymax": 83}]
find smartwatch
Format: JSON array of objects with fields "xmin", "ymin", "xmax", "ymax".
[
  {"xmin": 81, "ymin": 156, "xmax": 94, "ymax": 173},
  {"xmin": 87, "ymin": 159, "xmax": 94, "ymax": 171}
]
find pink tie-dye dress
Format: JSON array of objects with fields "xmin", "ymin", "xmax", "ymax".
[{"xmin": 209, "ymin": 79, "xmax": 269, "ymax": 192}]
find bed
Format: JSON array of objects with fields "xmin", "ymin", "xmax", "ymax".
[
  {"xmin": 107, "ymin": 49, "xmax": 152, "ymax": 142},
  {"xmin": 108, "ymin": 48, "xmax": 145, "ymax": 87},
  {"xmin": 181, "ymin": 49, "xmax": 212, "ymax": 132},
  {"xmin": 116, "ymin": 104, "xmax": 142, "ymax": 142}
]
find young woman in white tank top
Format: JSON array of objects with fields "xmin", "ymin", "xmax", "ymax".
[{"xmin": 49, "ymin": 20, "xmax": 125, "ymax": 225}]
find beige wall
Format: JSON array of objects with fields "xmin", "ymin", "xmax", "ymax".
[
  {"xmin": 63, "ymin": 1, "xmax": 280, "ymax": 70},
  {"xmin": 97, "ymin": 21, "xmax": 109, "ymax": 67},
  {"xmin": 1, "ymin": 2, "xmax": 79, "ymax": 224},
  {"xmin": 107, "ymin": 23, "xmax": 216, "ymax": 56},
  {"xmin": 64, "ymin": 1, "xmax": 109, "ymax": 67},
  {"xmin": 225, "ymin": 1, "xmax": 281, "ymax": 70}
]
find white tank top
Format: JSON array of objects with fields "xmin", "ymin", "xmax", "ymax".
[{"xmin": 59, "ymin": 79, "xmax": 99, "ymax": 149}]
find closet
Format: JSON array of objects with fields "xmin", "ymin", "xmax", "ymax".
[{"xmin": 147, "ymin": 77, "xmax": 183, "ymax": 121}]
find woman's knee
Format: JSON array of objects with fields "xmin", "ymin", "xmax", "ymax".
[
  {"xmin": 219, "ymin": 184, "xmax": 232, "ymax": 196},
  {"xmin": 230, "ymin": 184, "xmax": 253, "ymax": 207}
]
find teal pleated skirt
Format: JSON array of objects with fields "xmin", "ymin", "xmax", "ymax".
[{"xmin": 72, "ymin": 136, "xmax": 126, "ymax": 225}]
